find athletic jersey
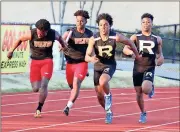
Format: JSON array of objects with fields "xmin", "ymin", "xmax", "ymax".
[
  {"xmin": 94, "ymin": 31, "xmax": 117, "ymax": 71},
  {"xmin": 30, "ymin": 28, "xmax": 55, "ymax": 60},
  {"xmin": 133, "ymin": 31, "xmax": 159, "ymax": 72},
  {"xmin": 65, "ymin": 27, "xmax": 93, "ymax": 63}
]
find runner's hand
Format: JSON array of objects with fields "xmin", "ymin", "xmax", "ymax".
[
  {"xmin": 156, "ymin": 55, "xmax": 164, "ymax": 66},
  {"xmin": 90, "ymin": 55, "xmax": 99, "ymax": 63},
  {"xmin": 135, "ymin": 54, "xmax": 142, "ymax": 61},
  {"xmin": 62, "ymin": 46, "xmax": 70, "ymax": 56},
  {"xmin": 7, "ymin": 51, "xmax": 13, "ymax": 60}
]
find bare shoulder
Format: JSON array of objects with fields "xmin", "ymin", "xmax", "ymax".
[
  {"xmin": 116, "ymin": 32, "xmax": 123, "ymax": 38},
  {"xmin": 62, "ymin": 30, "xmax": 71, "ymax": 39},
  {"xmin": 130, "ymin": 34, "xmax": 137, "ymax": 41},
  {"xmin": 115, "ymin": 32, "xmax": 125, "ymax": 42},
  {"xmin": 55, "ymin": 30, "xmax": 61, "ymax": 40}
]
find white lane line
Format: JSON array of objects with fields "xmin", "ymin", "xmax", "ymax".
[
  {"xmin": 2, "ymin": 89, "xmax": 93, "ymax": 97},
  {"xmin": 2, "ymin": 87, "xmax": 178, "ymax": 97},
  {"xmin": 2, "ymin": 91, "xmax": 179, "ymax": 107},
  {"xmin": 126, "ymin": 121, "xmax": 180, "ymax": 132},
  {"xmin": 2, "ymin": 96, "xmax": 179, "ymax": 118},
  {"xmin": 1, "ymin": 93, "xmax": 135, "ymax": 107},
  {"xmin": 9, "ymin": 106, "xmax": 179, "ymax": 132},
  {"xmin": 2, "ymin": 88, "xmax": 124, "ymax": 97}
]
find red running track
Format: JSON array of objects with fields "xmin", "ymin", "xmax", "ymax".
[{"xmin": 1, "ymin": 87, "xmax": 180, "ymax": 132}]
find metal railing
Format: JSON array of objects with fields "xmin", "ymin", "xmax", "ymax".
[{"xmin": 1, "ymin": 22, "xmax": 179, "ymax": 64}]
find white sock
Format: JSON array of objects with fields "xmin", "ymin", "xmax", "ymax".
[
  {"xmin": 67, "ymin": 101, "xmax": 73, "ymax": 109},
  {"xmin": 105, "ymin": 93, "xmax": 111, "ymax": 96}
]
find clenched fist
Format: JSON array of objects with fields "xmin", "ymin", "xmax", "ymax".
[{"xmin": 7, "ymin": 51, "xmax": 14, "ymax": 60}]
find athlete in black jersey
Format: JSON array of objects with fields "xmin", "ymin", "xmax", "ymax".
[
  {"xmin": 85, "ymin": 13, "xmax": 141, "ymax": 124},
  {"xmin": 123, "ymin": 13, "xmax": 164, "ymax": 123},
  {"xmin": 7, "ymin": 19, "xmax": 68, "ymax": 118},
  {"xmin": 62, "ymin": 10, "xmax": 93, "ymax": 116}
]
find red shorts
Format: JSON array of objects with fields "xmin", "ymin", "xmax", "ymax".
[
  {"xmin": 66, "ymin": 62, "xmax": 88, "ymax": 85},
  {"xmin": 30, "ymin": 59, "xmax": 53, "ymax": 82}
]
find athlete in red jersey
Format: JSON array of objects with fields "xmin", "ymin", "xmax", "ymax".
[
  {"xmin": 62, "ymin": 10, "xmax": 93, "ymax": 116},
  {"xmin": 7, "ymin": 19, "xmax": 68, "ymax": 117}
]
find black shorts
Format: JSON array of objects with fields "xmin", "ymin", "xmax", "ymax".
[
  {"xmin": 94, "ymin": 65, "xmax": 116, "ymax": 86},
  {"xmin": 133, "ymin": 67, "xmax": 155, "ymax": 87}
]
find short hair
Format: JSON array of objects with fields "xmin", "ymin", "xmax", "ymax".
[
  {"xmin": 96, "ymin": 13, "xmax": 113, "ymax": 27},
  {"xmin": 35, "ymin": 19, "xmax": 51, "ymax": 31},
  {"xmin": 141, "ymin": 13, "xmax": 154, "ymax": 21},
  {"xmin": 74, "ymin": 10, "xmax": 90, "ymax": 19}
]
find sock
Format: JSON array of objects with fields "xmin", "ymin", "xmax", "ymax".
[
  {"xmin": 105, "ymin": 93, "xmax": 111, "ymax": 96},
  {"xmin": 67, "ymin": 101, "xmax": 73, "ymax": 109},
  {"xmin": 106, "ymin": 109, "xmax": 112, "ymax": 113},
  {"xmin": 37, "ymin": 102, "xmax": 44, "ymax": 112}
]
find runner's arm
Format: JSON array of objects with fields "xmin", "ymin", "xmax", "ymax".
[
  {"xmin": 9, "ymin": 30, "xmax": 31, "ymax": 52},
  {"xmin": 85, "ymin": 36, "xmax": 98, "ymax": 63},
  {"xmin": 116, "ymin": 33, "xmax": 140, "ymax": 59}
]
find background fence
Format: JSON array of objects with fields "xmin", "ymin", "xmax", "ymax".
[{"xmin": 1, "ymin": 23, "xmax": 180, "ymax": 71}]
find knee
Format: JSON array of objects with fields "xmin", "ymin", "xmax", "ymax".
[
  {"xmin": 99, "ymin": 80, "xmax": 107, "ymax": 88},
  {"xmin": 40, "ymin": 86, "xmax": 48, "ymax": 93},
  {"xmin": 136, "ymin": 91, "xmax": 143, "ymax": 99},
  {"xmin": 38, "ymin": 82, "xmax": 47, "ymax": 93},
  {"xmin": 39, "ymin": 88, "xmax": 47, "ymax": 94},
  {"xmin": 95, "ymin": 88, "xmax": 104, "ymax": 98},
  {"xmin": 32, "ymin": 86, "xmax": 39, "ymax": 92},
  {"xmin": 41, "ymin": 82, "xmax": 48, "ymax": 89},
  {"xmin": 142, "ymin": 88, "xmax": 150, "ymax": 95},
  {"xmin": 134, "ymin": 86, "xmax": 143, "ymax": 99},
  {"xmin": 142, "ymin": 81, "xmax": 152, "ymax": 94}
]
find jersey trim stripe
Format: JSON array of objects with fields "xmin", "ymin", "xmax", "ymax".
[
  {"xmin": 109, "ymin": 36, "xmax": 116, "ymax": 39},
  {"xmin": 94, "ymin": 37, "xmax": 101, "ymax": 41},
  {"xmin": 151, "ymin": 34, "xmax": 158, "ymax": 38},
  {"xmin": 136, "ymin": 34, "xmax": 142, "ymax": 36}
]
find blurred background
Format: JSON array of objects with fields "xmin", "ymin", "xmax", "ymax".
[{"xmin": 1, "ymin": 1, "xmax": 179, "ymax": 93}]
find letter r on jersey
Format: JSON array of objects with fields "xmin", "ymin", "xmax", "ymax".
[
  {"xmin": 98, "ymin": 45, "xmax": 113, "ymax": 57},
  {"xmin": 139, "ymin": 40, "xmax": 155, "ymax": 54}
]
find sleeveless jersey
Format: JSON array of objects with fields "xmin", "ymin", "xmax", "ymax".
[
  {"xmin": 134, "ymin": 31, "xmax": 159, "ymax": 72},
  {"xmin": 93, "ymin": 31, "xmax": 117, "ymax": 70},
  {"xmin": 30, "ymin": 28, "xmax": 55, "ymax": 60},
  {"xmin": 65, "ymin": 27, "xmax": 93, "ymax": 63}
]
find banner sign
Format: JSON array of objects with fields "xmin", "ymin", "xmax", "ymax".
[{"xmin": 1, "ymin": 25, "xmax": 30, "ymax": 73}]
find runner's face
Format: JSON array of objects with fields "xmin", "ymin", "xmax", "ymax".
[
  {"xmin": 76, "ymin": 16, "xmax": 86, "ymax": 29},
  {"xmin": 99, "ymin": 19, "xmax": 110, "ymax": 35},
  {"xmin": 36, "ymin": 29, "xmax": 48, "ymax": 38},
  {"xmin": 141, "ymin": 18, "xmax": 153, "ymax": 32}
]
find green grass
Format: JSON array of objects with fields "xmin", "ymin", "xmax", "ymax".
[{"xmin": 1, "ymin": 70, "xmax": 179, "ymax": 94}]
